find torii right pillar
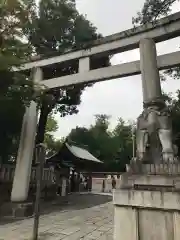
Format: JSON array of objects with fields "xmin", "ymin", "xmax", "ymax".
[{"xmin": 113, "ymin": 38, "xmax": 180, "ymax": 240}]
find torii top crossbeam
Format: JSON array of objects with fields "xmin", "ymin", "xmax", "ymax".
[{"xmin": 14, "ymin": 12, "xmax": 180, "ymax": 90}]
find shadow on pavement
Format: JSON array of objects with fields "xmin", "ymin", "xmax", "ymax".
[
  {"xmin": 0, "ymin": 194, "xmax": 112, "ymax": 225},
  {"xmin": 41, "ymin": 193, "xmax": 112, "ymax": 215}
]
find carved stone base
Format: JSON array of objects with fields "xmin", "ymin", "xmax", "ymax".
[
  {"xmin": 113, "ymin": 163, "xmax": 180, "ymax": 240},
  {"xmin": 120, "ymin": 173, "xmax": 180, "ymax": 191},
  {"xmin": 126, "ymin": 161, "xmax": 180, "ymax": 175},
  {"xmin": 114, "ymin": 188, "xmax": 180, "ymax": 240},
  {"xmin": 12, "ymin": 202, "xmax": 33, "ymax": 218},
  {"xmin": 0, "ymin": 202, "xmax": 34, "ymax": 218}
]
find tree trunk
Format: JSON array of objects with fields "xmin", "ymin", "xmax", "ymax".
[
  {"xmin": 34, "ymin": 94, "xmax": 55, "ymax": 165},
  {"xmin": 36, "ymin": 100, "xmax": 51, "ymax": 144}
]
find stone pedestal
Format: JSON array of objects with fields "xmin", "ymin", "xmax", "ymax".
[
  {"xmin": 0, "ymin": 202, "xmax": 33, "ymax": 218},
  {"xmin": 113, "ymin": 163, "xmax": 180, "ymax": 240},
  {"xmin": 11, "ymin": 202, "xmax": 34, "ymax": 218}
]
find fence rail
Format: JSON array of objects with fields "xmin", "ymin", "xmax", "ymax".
[{"xmin": 0, "ymin": 165, "xmax": 54, "ymax": 184}]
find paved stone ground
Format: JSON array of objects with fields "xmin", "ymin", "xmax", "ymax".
[{"xmin": 0, "ymin": 194, "xmax": 113, "ymax": 240}]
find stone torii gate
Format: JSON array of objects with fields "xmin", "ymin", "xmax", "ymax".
[{"xmin": 11, "ymin": 11, "xmax": 180, "ymax": 236}]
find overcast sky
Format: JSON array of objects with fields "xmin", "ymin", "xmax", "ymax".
[{"xmin": 54, "ymin": 0, "xmax": 180, "ymax": 139}]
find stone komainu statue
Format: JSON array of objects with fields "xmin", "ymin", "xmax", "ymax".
[{"xmin": 136, "ymin": 99, "xmax": 176, "ymax": 163}]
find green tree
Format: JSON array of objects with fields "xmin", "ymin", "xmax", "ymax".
[
  {"xmin": 68, "ymin": 127, "xmax": 94, "ymax": 150},
  {"xmin": 112, "ymin": 118, "xmax": 133, "ymax": 171},
  {"xmin": 0, "ymin": 0, "xmax": 35, "ymax": 163},
  {"xmin": 90, "ymin": 115, "xmax": 115, "ymax": 165},
  {"xmin": 132, "ymin": 0, "xmax": 178, "ymax": 25},
  {"xmin": 44, "ymin": 114, "xmax": 63, "ymax": 157},
  {"xmin": 167, "ymin": 91, "xmax": 180, "ymax": 155},
  {"xmin": 68, "ymin": 115, "xmax": 133, "ymax": 172},
  {"xmin": 45, "ymin": 114, "xmax": 58, "ymax": 134},
  {"xmin": 26, "ymin": 0, "xmax": 110, "ymax": 145}
]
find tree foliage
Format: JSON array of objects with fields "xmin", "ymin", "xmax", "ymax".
[
  {"xmin": 132, "ymin": 0, "xmax": 178, "ymax": 25},
  {"xmin": 0, "ymin": 0, "xmax": 34, "ymax": 100},
  {"xmin": 44, "ymin": 114, "xmax": 63, "ymax": 157},
  {"xmin": 169, "ymin": 91, "xmax": 180, "ymax": 155},
  {"xmin": 0, "ymin": 0, "xmax": 35, "ymax": 163},
  {"xmin": 68, "ymin": 115, "xmax": 133, "ymax": 172}
]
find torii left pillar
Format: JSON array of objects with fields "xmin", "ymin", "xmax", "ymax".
[{"xmin": 10, "ymin": 67, "xmax": 43, "ymax": 217}]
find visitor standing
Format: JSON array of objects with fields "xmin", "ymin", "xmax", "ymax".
[
  {"xmin": 102, "ymin": 179, "xmax": 105, "ymax": 192},
  {"xmin": 112, "ymin": 176, "xmax": 116, "ymax": 190}
]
